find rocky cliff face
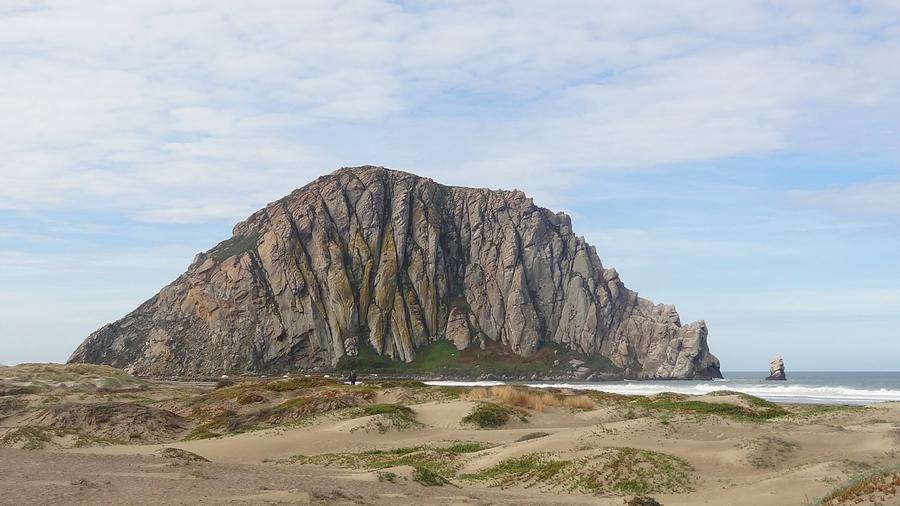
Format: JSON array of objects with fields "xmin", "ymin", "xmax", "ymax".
[{"xmin": 69, "ymin": 166, "xmax": 721, "ymax": 379}]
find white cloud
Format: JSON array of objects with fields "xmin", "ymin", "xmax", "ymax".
[
  {"xmin": 791, "ymin": 180, "xmax": 900, "ymax": 221},
  {"xmin": 0, "ymin": 1, "xmax": 898, "ymax": 223}
]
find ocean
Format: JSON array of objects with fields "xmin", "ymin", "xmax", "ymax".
[{"xmin": 425, "ymin": 371, "xmax": 900, "ymax": 405}]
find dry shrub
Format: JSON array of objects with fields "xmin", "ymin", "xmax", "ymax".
[
  {"xmin": 463, "ymin": 386, "xmax": 559, "ymax": 412},
  {"xmin": 464, "ymin": 387, "xmax": 491, "ymax": 400},
  {"xmin": 562, "ymin": 395, "xmax": 595, "ymax": 410},
  {"xmin": 463, "ymin": 386, "xmax": 594, "ymax": 412}
]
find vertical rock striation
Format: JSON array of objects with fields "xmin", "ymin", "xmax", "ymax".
[{"xmin": 69, "ymin": 166, "xmax": 721, "ymax": 379}]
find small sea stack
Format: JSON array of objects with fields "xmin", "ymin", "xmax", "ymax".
[{"xmin": 766, "ymin": 356, "xmax": 786, "ymax": 381}]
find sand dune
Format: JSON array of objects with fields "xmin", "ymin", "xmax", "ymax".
[{"xmin": 3, "ymin": 365, "xmax": 900, "ymax": 504}]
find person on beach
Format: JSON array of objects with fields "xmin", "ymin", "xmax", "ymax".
[{"xmin": 348, "ymin": 370, "xmax": 357, "ymax": 385}]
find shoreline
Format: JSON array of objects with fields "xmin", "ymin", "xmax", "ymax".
[{"xmin": 137, "ymin": 371, "xmax": 900, "ymax": 406}]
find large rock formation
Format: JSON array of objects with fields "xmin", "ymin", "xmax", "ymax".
[
  {"xmin": 69, "ymin": 166, "xmax": 721, "ymax": 379},
  {"xmin": 766, "ymin": 356, "xmax": 786, "ymax": 381}
]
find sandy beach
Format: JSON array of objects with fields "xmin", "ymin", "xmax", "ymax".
[{"xmin": 2, "ymin": 364, "xmax": 900, "ymax": 505}]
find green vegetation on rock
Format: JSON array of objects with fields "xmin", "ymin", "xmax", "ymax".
[
  {"xmin": 208, "ymin": 233, "xmax": 259, "ymax": 263},
  {"xmin": 337, "ymin": 338, "xmax": 627, "ymax": 378}
]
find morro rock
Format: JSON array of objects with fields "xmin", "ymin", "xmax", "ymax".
[{"xmin": 69, "ymin": 166, "xmax": 721, "ymax": 379}]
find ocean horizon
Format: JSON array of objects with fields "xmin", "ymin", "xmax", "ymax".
[{"xmin": 426, "ymin": 371, "xmax": 900, "ymax": 405}]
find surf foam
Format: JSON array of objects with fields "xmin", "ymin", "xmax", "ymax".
[{"xmin": 424, "ymin": 380, "xmax": 900, "ymax": 405}]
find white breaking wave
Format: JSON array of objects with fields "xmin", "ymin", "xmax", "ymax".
[{"xmin": 423, "ymin": 380, "xmax": 900, "ymax": 405}]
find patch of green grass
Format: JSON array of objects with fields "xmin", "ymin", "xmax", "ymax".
[
  {"xmin": 732, "ymin": 393, "xmax": 780, "ymax": 409},
  {"xmin": 598, "ymin": 448, "xmax": 694, "ymax": 495},
  {"xmin": 706, "ymin": 391, "xmax": 783, "ymax": 411},
  {"xmin": 202, "ymin": 382, "xmax": 261, "ymax": 401},
  {"xmin": 409, "ymin": 341, "xmax": 461, "ymax": 371},
  {"xmin": 336, "ymin": 335, "xmax": 618, "ymax": 378},
  {"xmin": 208, "ymin": 233, "xmax": 259, "ymax": 263},
  {"xmin": 272, "ymin": 397, "xmax": 311, "ymax": 412},
  {"xmin": 462, "ymin": 402, "xmax": 527, "ymax": 428},
  {"xmin": 339, "ymin": 340, "xmax": 463, "ymax": 373},
  {"xmin": 582, "ymin": 391, "xmax": 633, "ymax": 405},
  {"xmin": 462, "ymin": 453, "xmax": 565, "ymax": 484},
  {"xmin": 1, "ymin": 426, "xmax": 121, "ymax": 450},
  {"xmin": 1, "ymin": 364, "xmax": 147, "ymax": 395},
  {"xmin": 707, "ymin": 390, "xmax": 742, "ymax": 396},
  {"xmin": 446, "ymin": 441, "xmax": 492, "ymax": 454},
  {"xmin": 191, "ymin": 387, "xmax": 377, "ymax": 437},
  {"xmin": 363, "ymin": 403, "xmax": 413, "ymax": 416},
  {"xmin": 236, "ymin": 392, "xmax": 266, "ymax": 404},
  {"xmin": 336, "ymin": 341, "xmax": 403, "ymax": 371},
  {"xmin": 289, "ymin": 443, "xmax": 483, "ymax": 477},
  {"xmin": 354, "ymin": 403, "xmax": 423, "ymax": 433},
  {"xmin": 462, "ymin": 448, "xmax": 694, "ymax": 495},
  {"xmin": 582, "ymin": 354, "xmax": 624, "ymax": 374},
  {"xmin": 707, "ymin": 391, "xmax": 797, "ymax": 413},
  {"xmin": 377, "ymin": 471, "xmax": 397, "ymax": 483},
  {"xmin": 264, "ymin": 378, "xmax": 319, "ymax": 392},
  {"xmin": 0, "ymin": 426, "xmax": 53, "ymax": 450},
  {"xmin": 183, "ymin": 424, "xmax": 221, "ymax": 441},
  {"xmin": 363, "ymin": 446, "xmax": 424, "ymax": 456},
  {"xmin": 209, "ymin": 377, "xmax": 330, "ymax": 397},
  {"xmin": 413, "ymin": 466, "xmax": 451, "ymax": 486},
  {"xmin": 636, "ymin": 395, "xmax": 787, "ymax": 421},
  {"xmin": 818, "ymin": 467, "xmax": 900, "ymax": 505}
]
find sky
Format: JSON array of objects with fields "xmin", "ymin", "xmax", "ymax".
[{"xmin": 1, "ymin": 1, "xmax": 899, "ymax": 371}]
